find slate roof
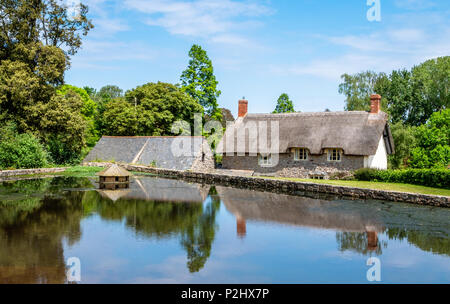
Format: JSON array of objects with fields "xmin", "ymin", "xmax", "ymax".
[
  {"xmin": 84, "ymin": 136, "xmax": 210, "ymax": 170},
  {"xmin": 95, "ymin": 176, "xmax": 209, "ymax": 203},
  {"xmin": 217, "ymin": 111, "xmax": 394, "ymax": 156}
]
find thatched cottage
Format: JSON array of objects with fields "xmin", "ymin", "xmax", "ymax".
[
  {"xmin": 217, "ymin": 94, "xmax": 394, "ymax": 178},
  {"xmin": 84, "ymin": 136, "xmax": 214, "ymax": 171}
]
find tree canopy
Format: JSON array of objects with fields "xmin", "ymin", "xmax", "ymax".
[
  {"xmin": 339, "ymin": 71, "xmax": 385, "ymax": 111},
  {"xmin": 180, "ymin": 45, "xmax": 220, "ymax": 117},
  {"xmin": 273, "ymin": 93, "xmax": 295, "ymax": 113},
  {"xmin": 409, "ymin": 109, "xmax": 450, "ymax": 169},
  {"xmin": 103, "ymin": 82, "xmax": 203, "ymax": 136},
  {"xmin": 376, "ymin": 57, "xmax": 450, "ymax": 126},
  {"xmin": 0, "ymin": 0, "xmax": 93, "ymax": 165}
]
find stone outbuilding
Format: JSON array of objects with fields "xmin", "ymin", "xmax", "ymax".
[
  {"xmin": 84, "ymin": 136, "xmax": 215, "ymax": 172},
  {"xmin": 216, "ymin": 95, "xmax": 395, "ymax": 179}
]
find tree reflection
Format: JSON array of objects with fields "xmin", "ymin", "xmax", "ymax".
[
  {"xmin": 81, "ymin": 188, "xmax": 221, "ymax": 273},
  {"xmin": 386, "ymin": 228, "xmax": 450, "ymax": 257},
  {"xmin": 181, "ymin": 195, "xmax": 221, "ymax": 273},
  {"xmin": 336, "ymin": 231, "xmax": 385, "ymax": 256},
  {"xmin": 0, "ymin": 178, "xmax": 85, "ymax": 284}
]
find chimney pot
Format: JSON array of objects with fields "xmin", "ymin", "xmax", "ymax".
[
  {"xmin": 370, "ymin": 94, "xmax": 381, "ymax": 114},
  {"xmin": 238, "ymin": 99, "xmax": 248, "ymax": 118}
]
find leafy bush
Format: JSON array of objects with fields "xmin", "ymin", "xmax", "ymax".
[
  {"xmin": 0, "ymin": 132, "xmax": 49, "ymax": 170},
  {"xmin": 354, "ymin": 168, "xmax": 450, "ymax": 189}
]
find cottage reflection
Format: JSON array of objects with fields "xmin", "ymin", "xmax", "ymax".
[{"xmin": 217, "ymin": 186, "xmax": 384, "ymax": 252}]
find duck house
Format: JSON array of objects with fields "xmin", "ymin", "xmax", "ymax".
[{"xmin": 97, "ymin": 164, "xmax": 131, "ymax": 190}]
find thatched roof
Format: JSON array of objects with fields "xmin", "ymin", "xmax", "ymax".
[
  {"xmin": 97, "ymin": 164, "xmax": 131, "ymax": 177},
  {"xmin": 84, "ymin": 136, "xmax": 211, "ymax": 170},
  {"xmin": 217, "ymin": 111, "xmax": 394, "ymax": 156}
]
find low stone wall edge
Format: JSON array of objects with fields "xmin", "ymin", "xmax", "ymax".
[{"xmin": 82, "ymin": 162, "xmax": 450, "ymax": 207}]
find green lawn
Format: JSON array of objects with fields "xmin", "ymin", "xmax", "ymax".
[
  {"xmin": 53, "ymin": 166, "xmax": 104, "ymax": 177},
  {"xmin": 262, "ymin": 177, "xmax": 450, "ymax": 197}
]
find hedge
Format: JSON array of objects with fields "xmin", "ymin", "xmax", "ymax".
[{"xmin": 354, "ymin": 168, "xmax": 450, "ymax": 189}]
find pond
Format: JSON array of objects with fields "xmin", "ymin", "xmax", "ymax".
[{"xmin": 0, "ymin": 175, "xmax": 449, "ymax": 284}]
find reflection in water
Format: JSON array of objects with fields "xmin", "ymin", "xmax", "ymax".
[
  {"xmin": 0, "ymin": 176, "xmax": 449, "ymax": 283},
  {"xmin": 0, "ymin": 178, "xmax": 86, "ymax": 283},
  {"xmin": 82, "ymin": 190, "xmax": 220, "ymax": 273},
  {"xmin": 216, "ymin": 187, "xmax": 450, "ymax": 256}
]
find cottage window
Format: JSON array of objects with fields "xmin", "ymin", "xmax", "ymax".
[
  {"xmin": 327, "ymin": 149, "xmax": 342, "ymax": 162},
  {"xmin": 293, "ymin": 148, "xmax": 308, "ymax": 161},
  {"xmin": 258, "ymin": 154, "xmax": 272, "ymax": 166}
]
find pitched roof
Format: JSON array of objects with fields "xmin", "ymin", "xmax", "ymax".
[
  {"xmin": 84, "ymin": 136, "xmax": 210, "ymax": 170},
  {"xmin": 217, "ymin": 111, "xmax": 393, "ymax": 156},
  {"xmin": 97, "ymin": 164, "xmax": 131, "ymax": 177}
]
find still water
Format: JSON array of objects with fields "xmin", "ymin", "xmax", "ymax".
[{"xmin": 0, "ymin": 175, "xmax": 449, "ymax": 284}]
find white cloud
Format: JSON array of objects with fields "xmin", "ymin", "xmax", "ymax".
[
  {"xmin": 277, "ymin": 25, "xmax": 450, "ymax": 80},
  {"xmin": 124, "ymin": 0, "xmax": 273, "ymax": 38},
  {"xmin": 394, "ymin": 0, "xmax": 437, "ymax": 10}
]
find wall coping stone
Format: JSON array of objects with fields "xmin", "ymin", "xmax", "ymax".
[{"xmin": 0, "ymin": 167, "xmax": 67, "ymax": 178}]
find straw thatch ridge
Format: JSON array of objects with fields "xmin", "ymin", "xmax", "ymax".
[{"xmin": 217, "ymin": 111, "xmax": 394, "ymax": 156}]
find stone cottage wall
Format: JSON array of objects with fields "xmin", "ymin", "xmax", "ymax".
[{"xmin": 222, "ymin": 152, "xmax": 364, "ymax": 178}]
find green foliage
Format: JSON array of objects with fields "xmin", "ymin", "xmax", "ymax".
[
  {"xmin": 273, "ymin": 93, "xmax": 295, "ymax": 113},
  {"xmin": 102, "ymin": 98, "xmax": 138, "ymax": 136},
  {"xmin": 375, "ymin": 56, "xmax": 449, "ymax": 126},
  {"xmin": 388, "ymin": 122, "xmax": 417, "ymax": 169},
  {"xmin": 57, "ymin": 85, "xmax": 96, "ymax": 118},
  {"xmin": 97, "ymin": 85, "xmax": 124, "ymax": 101},
  {"xmin": 339, "ymin": 71, "xmax": 386, "ymax": 111},
  {"xmin": 0, "ymin": 0, "xmax": 93, "ymax": 166},
  {"xmin": 36, "ymin": 93, "xmax": 88, "ymax": 164},
  {"xmin": 103, "ymin": 82, "xmax": 204, "ymax": 136},
  {"xmin": 0, "ymin": 124, "xmax": 48, "ymax": 170},
  {"xmin": 354, "ymin": 168, "xmax": 450, "ymax": 189},
  {"xmin": 409, "ymin": 109, "xmax": 450, "ymax": 169},
  {"xmin": 180, "ymin": 44, "xmax": 220, "ymax": 116},
  {"xmin": 57, "ymin": 85, "xmax": 99, "ymax": 147}
]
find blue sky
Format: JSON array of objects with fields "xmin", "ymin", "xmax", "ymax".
[{"xmin": 66, "ymin": 0, "xmax": 450, "ymax": 116}]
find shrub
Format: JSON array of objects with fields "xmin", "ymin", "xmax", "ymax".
[
  {"xmin": 354, "ymin": 168, "xmax": 450, "ymax": 189},
  {"xmin": 0, "ymin": 133, "xmax": 49, "ymax": 170}
]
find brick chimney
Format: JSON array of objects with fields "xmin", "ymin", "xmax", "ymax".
[
  {"xmin": 370, "ymin": 94, "xmax": 381, "ymax": 114},
  {"xmin": 238, "ymin": 98, "xmax": 248, "ymax": 118}
]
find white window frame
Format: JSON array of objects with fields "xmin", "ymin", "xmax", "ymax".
[
  {"xmin": 293, "ymin": 148, "xmax": 309, "ymax": 161},
  {"xmin": 327, "ymin": 148, "xmax": 342, "ymax": 162},
  {"xmin": 258, "ymin": 153, "xmax": 272, "ymax": 166}
]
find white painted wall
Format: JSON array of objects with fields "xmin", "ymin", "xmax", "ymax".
[{"xmin": 364, "ymin": 136, "xmax": 388, "ymax": 170}]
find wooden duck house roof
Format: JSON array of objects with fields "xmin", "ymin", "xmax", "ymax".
[{"xmin": 97, "ymin": 164, "xmax": 131, "ymax": 177}]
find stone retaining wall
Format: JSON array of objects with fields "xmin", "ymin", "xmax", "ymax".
[
  {"xmin": 83, "ymin": 162, "xmax": 450, "ymax": 208},
  {"xmin": 0, "ymin": 167, "xmax": 67, "ymax": 178}
]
